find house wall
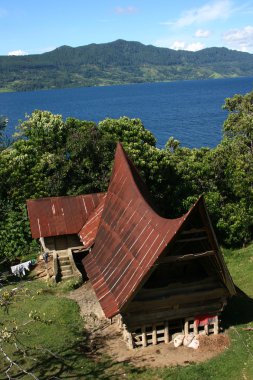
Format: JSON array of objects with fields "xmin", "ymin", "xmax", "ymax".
[
  {"xmin": 122, "ymin": 272, "xmax": 228, "ymax": 328},
  {"xmin": 120, "ymin": 256, "xmax": 228, "ymax": 348},
  {"xmin": 44, "ymin": 234, "xmax": 82, "ymax": 251}
]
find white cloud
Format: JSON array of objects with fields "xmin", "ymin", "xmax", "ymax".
[
  {"xmin": 114, "ymin": 6, "xmax": 137, "ymax": 15},
  {"xmin": 223, "ymin": 26, "xmax": 253, "ymax": 52},
  {"xmin": 8, "ymin": 49, "xmax": 28, "ymax": 56},
  {"xmin": 195, "ymin": 29, "xmax": 211, "ymax": 38},
  {"xmin": 187, "ymin": 42, "xmax": 205, "ymax": 51},
  {"xmin": 170, "ymin": 41, "xmax": 185, "ymax": 50},
  {"xmin": 168, "ymin": 0, "xmax": 232, "ymax": 27},
  {"xmin": 170, "ymin": 40, "xmax": 205, "ymax": 51}
]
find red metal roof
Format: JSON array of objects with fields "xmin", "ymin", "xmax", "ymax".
[
  {"xmin": 79, "ymin": 194, "xmax": 107, "ymax": 249},
  {"xmin": 27, "ymin": 193, "xmax": 105, "ymax": 239},
  {"xmin": 83, "ymin": 144, "xmax": 195, "ymax": 318}
]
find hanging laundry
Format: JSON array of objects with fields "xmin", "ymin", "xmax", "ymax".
[
  {"xmin": 11, "ymin": 260, "xmax": 32, "ymax": 277},
  {"xmin": 195, "ymin": 315, "xmax": 216, "ymax": 327}
]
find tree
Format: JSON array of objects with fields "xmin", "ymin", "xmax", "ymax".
[
  {"xmin": 0, "ymin": 203, "xmax": 38, "ymax": 263},
  {"xmin": 62, "ymin": 118, "xmax": 116, "ymax": 195},
  {"xmin": 0, "ymin": 115, "xmax": 8, "ymax": 150},
  {"xmin": 222, "ymin": 92, "xmax": 253, "ymax": 196},
  {"xmin": 223, "ymin": 91, "xmax": 253, "ymax": 148}
]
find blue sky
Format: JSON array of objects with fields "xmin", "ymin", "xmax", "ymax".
[{"xmin": 1, "ymin": 0, "xmax": 253, "ymax": 56}]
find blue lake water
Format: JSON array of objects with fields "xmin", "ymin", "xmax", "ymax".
[{"xmin": 1, "ymin": 77, "xmax": 253, "ymax": 148}]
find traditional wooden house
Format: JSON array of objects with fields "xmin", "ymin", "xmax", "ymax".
[
  {"xmin": 83, "ymin": 143, "xmax": 236, "ymax": 348},
  {"xmin": 26, "ymin": 143, "xmax": 235, "ymax": 347},
  {"xmin": 26, "ymin": 193, "xmax": 106, "ymax": 280}
]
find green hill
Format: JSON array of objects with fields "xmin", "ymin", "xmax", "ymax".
[{"xmin": 1, "ymin": 39, "xmax": 253, "ymax": 92}]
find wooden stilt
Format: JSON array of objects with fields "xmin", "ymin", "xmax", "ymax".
[
  {"xmin": 152, "ymin": 324, "xmax": 157, "ymax": 345},
  {"xmin": 204, "ymin": 324, "xmax": 209, "ymax": 335},
  {"xmin": 214, "ymin": 316, "xmax": 219, "ymax": 334},
  {"xmin": 142, "ymin": 326, "xmax": 147, "ymax": 347},
  {"xmin": 194, "ymin": 320, "xmax": 198, "ymax": 335},
  {"xmin": 164, "ymin": 321, "xmax": 169, "ymax": 344},
  {"xmin": 184, "ymin": 320, "xmax": 189, "ymax": 336}
]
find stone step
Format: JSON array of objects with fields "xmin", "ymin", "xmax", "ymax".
[
  {"xmin": 61, "ymin": 269, "xmax": 73, "ymax": 276},
  {"xmin": 58, "ymin": 257, "xmax": 69, "ymax": 263},
  {"xmin": 61, "ymin": 264, "xmax": 72, "ymax": 271},
  {"xmin": 59, "ymin": 259, "xmax": 70, "ymax": 265},
  {"xmin": 61, "ymin": 274, "xmax": 75, "ymax": 280},
  {"xmin": 58, "ymin": 255, "xmax": 69, "ymax": 261}
]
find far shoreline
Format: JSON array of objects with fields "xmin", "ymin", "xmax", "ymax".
[{"xmin": 0, "ymin": 74, "xmax": 250, "ymax": 95}]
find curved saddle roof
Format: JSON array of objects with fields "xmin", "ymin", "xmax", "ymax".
[{"xmin": 84, "ymin": 143, "xmax": 235, "ymax": 318}]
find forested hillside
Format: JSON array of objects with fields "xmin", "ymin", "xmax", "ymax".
[
  {"xmin": 0, "ymin": 90, "xmax": 252, "ymax": 263},
  {"xmin": 1, "ymin": 39, "xmax": 253, "ymax": 92}
]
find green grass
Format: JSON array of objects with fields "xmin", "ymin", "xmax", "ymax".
[
  {"xmin": 1, "ymin": 244, "xmax": 253, "ymax": 379},
  {"xmin": 223, "ymin": 245, "xmax": 253, "ymax": 297},
  {"xmin": 0, "ymin": 280, "xmax": 119, "ymax": 379}
]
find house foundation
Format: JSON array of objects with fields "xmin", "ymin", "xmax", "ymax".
[{"xmin": 117, "ymin": 315, "xmax": 219, "ymax": 349}]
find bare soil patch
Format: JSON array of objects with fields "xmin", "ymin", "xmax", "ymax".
[
  {"xmin": 30, "ymin": 254, "xmax": 54, "ymax": 280},
  {"xmin": 67, "ymin": 281, "xmax": 230, "ymax": 368}
]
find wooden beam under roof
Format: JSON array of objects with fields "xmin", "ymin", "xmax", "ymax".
[
  {"xmin": 180, "ymin": 228, "xmax": 207, "ymax": 235},
  {"xmin": 176, "ymin": 236, "xmax": 208, "ymax": 243},
  {"xmin": 158, "ymin": 250, "xmax": 216, "ymax": 263}
]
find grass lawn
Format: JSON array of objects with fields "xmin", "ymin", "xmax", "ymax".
[{"xmin": 1, "ymin": 244, "xmax": 253, "ymax": 379}]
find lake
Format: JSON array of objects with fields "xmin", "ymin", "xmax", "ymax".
[{"xmin": 1, "ymin": 77, "xmax": 253, "ymax": 148}]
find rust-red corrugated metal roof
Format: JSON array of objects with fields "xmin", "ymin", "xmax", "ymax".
[
  {"xmin": 79, "ymin": 194, "xmax": 107, "ymax": 249},
  {"xmin": 83, "ymin": 143, "xmax": 196, "ymax": 318},
  {"xmin": 27, "ymin": 193, "xmax": 105, "ymax": 239}
]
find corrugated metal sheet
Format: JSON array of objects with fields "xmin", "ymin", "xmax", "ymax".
[
  {"xmin": 27, "ymin": 193, "xmax": 105, "ymax": 239},
  {"xmin": 83, "ymin": 144, "xmax": 189, "ymax": 318},
  {"xmin": 83, "ymin": 143, "xmax": 235, "ymax": 319},
  {"xmin": 79, "ymin": 194, "xmax": 107, "ymax": 249}
]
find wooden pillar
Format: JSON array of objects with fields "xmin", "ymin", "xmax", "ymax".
[
  {"xmin": 194, "ymin": 320, "xmax": 198, "ymax": 335},
  {"xmin": 164, "ymin": 321, "xmax": 169, "ymax": 344},
  {"xmin": 184, "ymin": 320, "xmax": 189, "ymax": 336},
  {"xmin": 214, "ymin": 316, "xmax": 219, "ymax": 334},
  {"xmin": 142, "ymin": 326, "xmax": 147, "ymax": 347},
  {"xmin": 204, "ymin": 324, "xmax": 209, "ymax": 335},
  {"xmin": 152, "ymin": 324, "xmax": 157, "ymax": 345}
]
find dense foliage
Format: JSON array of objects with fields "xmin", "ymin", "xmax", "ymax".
[
  {"xmin": 0, "ymin": 90, "xmax": 252, "ymax": 262},
  {"xmin": 1, "ymin": 40, "xmax": 253, "ymax": 92}
]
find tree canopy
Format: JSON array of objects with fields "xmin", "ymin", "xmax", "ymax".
[{"xmin": 0, "ymin": 91, "xmax": 253, "ymax": 262}]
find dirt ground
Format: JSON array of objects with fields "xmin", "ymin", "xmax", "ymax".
[
  {"xmin": 30, "ymin": 254, "xmax": 54, "ymax": 280},
  {"xmin": 67, "ymin": 282, "xmax": 230, "ymax": 368}
]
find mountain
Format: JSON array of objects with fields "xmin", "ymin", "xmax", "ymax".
[{"xmin": 1, "ymin": 39, "xmax": 253, "ymax": 92}]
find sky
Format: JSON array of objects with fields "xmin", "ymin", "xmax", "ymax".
[{"xmin": 1, "ymin": 0, "xmax": 253, "ymax": 56}]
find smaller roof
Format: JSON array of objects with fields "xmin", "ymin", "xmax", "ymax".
[
  {"xmin": 79, "ymin": 194, "xmax": 107, "ymax": 249},
  {"xmin": 27, "ymin": 193, "xmax": 105, "ymax": 239}
]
